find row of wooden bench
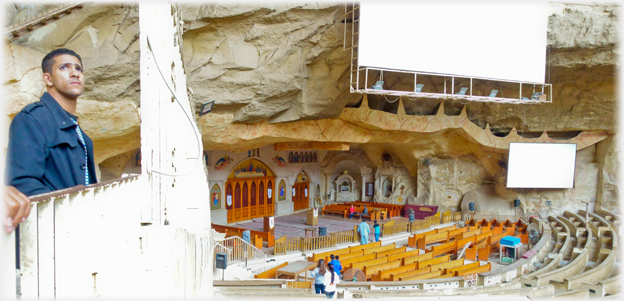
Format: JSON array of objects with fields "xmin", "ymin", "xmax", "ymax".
[{"xmin": 321, "ymin": 204, "xmax": 386, "ymax": 220}]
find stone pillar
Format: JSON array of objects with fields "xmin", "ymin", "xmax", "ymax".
[
  {"xmin": 595, "ymin": 135, "xmax": 619, "ymax": 212},
  {"xmin": 361, "ymin": 167, "xmax": 373, "ymax": 202}
]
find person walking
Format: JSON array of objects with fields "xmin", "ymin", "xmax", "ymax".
[
  {"xmin": 310, "ymin": 259, "xmax": 327, "ymax": 294},
  {"xmin": 357, "ymin": 220, "xmax": 370, "ymax": 245},
  {"xmin": 373, "ymin": 220, "xmax": 381, "ymax": 242},
  {"xmin": 324, "ymin": 262, "xmax": 340, "ymax": 299}
]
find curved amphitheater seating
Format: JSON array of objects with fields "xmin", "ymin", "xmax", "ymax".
[
  {"xmin": 520, "ymin": 215, "xmax": 592, "ymax": 288},
  {"xmin": 529, "ymin": 210, "xmax": 618, "ymax": 292},
  {"xmin": 547, "ymin": 216, "xmax": 570, "ymax": 255},
  {"xmin": 593, "ymin": 209, "xmax": 621, "ymax": 233},
  {"xmin": 580, "ymin": 274, "xmax": 621, "ymax": 297},
  {"xmin": 564, "ymin": 211, "xmax": 599, "ymax": 238}
]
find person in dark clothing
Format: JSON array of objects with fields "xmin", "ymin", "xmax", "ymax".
[
  {"xmin": 4, "ymin": 49, "xmax": 97, "ymax": 234},
  {"xmin": 5, "ymin": 48, "xmax": 97, "ymax": 197}
]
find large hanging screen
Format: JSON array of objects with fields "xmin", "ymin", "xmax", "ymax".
[
  {"xmin": 358, "ymin": 2, "xmax": 548, "ymax": 83},
  {"xmin": 507, "ymin": 143, "xmax": 577, "ymax": 189}
]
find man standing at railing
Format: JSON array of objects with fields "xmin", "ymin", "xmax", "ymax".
[
  {"xmin": 4, "ymin": 49, "xmax": 97, "ymax": 231},
  {"xmin": 5, "ymin": 48, "xmax": 97, "ymax": 197}
]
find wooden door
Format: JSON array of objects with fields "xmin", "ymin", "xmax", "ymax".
[
  {"xmin": 234, "ymin": 183, "xmax": 241, "ymax": 222},
  {"xmin": 250, "ymin": 181, "xmax": 258, "ymax": 218},
  {"xmin": 258, "ymin": 181, "xmax": 265, "ymax": 217},
  {"xmin": 242, "ymin": 182, "xmax": 249, "ymax": 220},
  {"xmin": 226, "ymin": 183, "xmax": 233, "ymax": 223}
]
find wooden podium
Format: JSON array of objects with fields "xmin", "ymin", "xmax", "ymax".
[{"xmin": 306, "ymin": 208, "xmax": 318, "ymax": 226}]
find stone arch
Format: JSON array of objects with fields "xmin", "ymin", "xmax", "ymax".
[{"xmin": 321, "ymin": 149, "xmax": 373, "ymax": 175}]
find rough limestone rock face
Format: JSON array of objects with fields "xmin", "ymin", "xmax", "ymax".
[
  {"xmin": 180, "ymin": 3, "xmax": 356, "ymax": 124},
  {"xmin": 460, "ymin": 185, "xmax": 515, "ymax": 217}
]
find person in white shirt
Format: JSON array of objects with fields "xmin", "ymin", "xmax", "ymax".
[{"xmin": 323, "ymin": 262, "xmax": 340, "ymax": 299}]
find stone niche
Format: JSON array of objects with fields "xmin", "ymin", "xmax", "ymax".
[
  {"xmin": 334, "ymin": 170, "xmax": 356, "ymax": 203},
  {"xmin": 373, "ymin": 160, "xmax": 416, "ymax": 205},
  {"xmin": 410, "ymin": 155, "xmax": 492, "ymax": 213}
]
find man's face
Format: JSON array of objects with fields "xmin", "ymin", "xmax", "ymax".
[{"xmin": 43, "ymin": 54, "xmax": 84, "ymax": 100}]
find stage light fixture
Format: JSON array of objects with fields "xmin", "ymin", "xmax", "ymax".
[
  {"xmin": 415, "ymin": 84, "xmax": 424, "ymax": 92},
  {"xmin": 456, "ymin": 87, "xmax": 468, "ymax": 95},
  {"xmin": 199, "ymin": 100, "xmax": 215, "ymax": 116},
  {"xmin": 531, "ymin": 92, "xmax": 543, "ymax": 100},
  {"xmin": 489, "ymin": 90, "xmax": 498, "ymax": 97}
]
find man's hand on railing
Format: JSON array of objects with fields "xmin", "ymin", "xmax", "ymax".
[{"xmin": 4, "ymin": 185, "xmax": 32, "ymax": 234}]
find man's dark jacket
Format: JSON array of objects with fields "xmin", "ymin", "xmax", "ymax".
[{"xmin": 5, "ymin": 92, "xmax": 97, "ymax": 197}]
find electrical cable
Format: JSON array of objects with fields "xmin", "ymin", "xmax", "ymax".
[
  {"xmin": 145, "ymin": 35, "xmax": 203, "ymax": 177},
  {"xmin": 384, "ymin": 95, "xmax": 400, "ymax": 103}
]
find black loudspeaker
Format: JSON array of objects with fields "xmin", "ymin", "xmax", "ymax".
[
  {"xmin": 469, "ymin": 202, "xmax": 475, "ymax": 212},
  {"xmin": 216, "ymin": 252, "xmax": 227, "ymax": 269},
  {"xmin": 514, "ymin": 199, "xmax": 521, "ymax": 208}
]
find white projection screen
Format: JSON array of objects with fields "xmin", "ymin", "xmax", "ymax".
[
  {"xmin": 358, "ymin": 2, "xmax": 548, "ymax": 83},
  {"xmin": 507, "ymin": 143, "xmax": 577, "ymax": 189}
]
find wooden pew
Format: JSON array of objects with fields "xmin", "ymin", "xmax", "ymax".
[
  {"xmin": 474, "ymin": 230, "xmax": 493, "ymax": 244},
  {"xmin": 403, "ymin": 252, "xmax": 434, "ymax": 266},
  {"xmin": 402, "ymin": 270, "xmax": 443, "ymax": 281},
  {"xmin": 387, "ymin": 249, "xmax": 422, "ymax": 264},
  {"xmin": 375, "ymin": 246, "xmax": 407, "ymax": 259},
  {"xmin": 322, "ymin": 250, "xmax": 363, "ymax": 265},
  {"xmin": 363, "ymin": 243, "xmax": 396, "ymax": 255},
  {"xmin": 417, "ymin": 254, "xmax": 450, "ymax": 269},
  {"xmin": 430, "ymin": 258, "xmax": 465, "ymax": 272},
  {"xmin": 308, "ymin": 246, "xmax": 351, "ymax": 262},
  {"xmin": 341, "ymin": 253, "xmax": 376, "ymax": 273},
  {"xmin": 351, "ymin": 201, "xmax": 401, "ymax": 218},
  {"xmin": 371, "ymin": 262, "xmax": 418, "ymax": 281},
  {"xmin": 322, "ymin": 204, "xmax": 349, "ymax": 218},
  {"xmin": 467, "ymin": 238, "xmax": 488, "ymax": 261},
  {"xmin": 457, "ymin": 228, "xmax": 481, "ymax": 240},
  {"xmin": 446, "ymin": 262, "xmax": 480, "ymax": 275},
  {"xmin": 477, "ymin": 233, "xmax": 506, "ymax": 261},
  {"xmin": 349, "ymin": 240, "xmax": 382, "ymax": 253},
  {"xmin": 393, "ymin": 266, "xmax": 431, "ymax": 281},
  {"xmin": 491, "ymin": 219, "xmax": 504, "ymax": 235},
  {"xmin": 455, "ymin": 262, "xmax": 491, "ymax": 276},
  {"xmin": 455, "ymin": 236, "xmax": 476, "ymax": 255},
  {"xmin": 351, "ymin": 257, "xmax": 389, "ymax": 273},
  {"xmin": 425, "ymin": 241, "xmax": 456, "ymax": 257},
  {"xmin": 447, "ymin": 227, "xmax": 469, "ymax": 242},
  {"xmin": 503, "ymin": 219, "xmax": 516, "ymax": 236},
  {"xmin": 417, "ymin": 232, "xmax": 449, "ymax": 250},
  {"xmin": 362, "ymin": 260, "xmax": 402, "ymax": 280},
  {"xmin": 255, "ymin": 262, "xmax": 289, "ymax": 279},
  {"xmin": 408, "ymin": 229, "xmax": 437, "ymax": 248}
]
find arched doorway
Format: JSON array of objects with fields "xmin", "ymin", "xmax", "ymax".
[
  {"xmin": 225, "ymin": 159, "xmax": 275, "ymax": 223},
  {"xmin": 292, "ymin": 171, "xmax": 310, "ymax": 211}
]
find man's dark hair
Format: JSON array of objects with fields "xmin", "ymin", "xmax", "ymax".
[
  {"xmin": 41, "ymin": 48, "xmax": 83, "ymax": 74},
  {"xmin": 330, "ymin": 254, "xmax": 335, "ymax": 260}
]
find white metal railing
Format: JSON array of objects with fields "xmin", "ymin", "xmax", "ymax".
[
  {"xmin": 214, "ymin": 236, "xmax": 266, "ymax": 268},
  {"xmin": 352, "ymin": 67, "xmax": 553, "ymax": 104}
]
